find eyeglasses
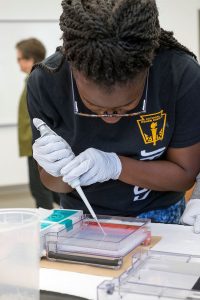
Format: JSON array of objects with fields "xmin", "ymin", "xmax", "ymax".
[
  {"xmin": 70, "ymin": 70, "xmax": 149, "ymax": 118},
  {"xmin": 17, "ymin": 57, "xmax": 25, "ymax": 62}
]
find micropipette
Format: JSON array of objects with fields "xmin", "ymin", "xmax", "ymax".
[{"xmin": 33, "ymin": 118, "xmax": 106, "ymax": 235}]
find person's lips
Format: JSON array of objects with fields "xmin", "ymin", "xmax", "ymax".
[{"xmin": 101, "ymin": 116, "xmax": 121, "ymax": 124}]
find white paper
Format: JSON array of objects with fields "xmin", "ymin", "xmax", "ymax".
[
  {"xmin": 151, "ymin": 223, "xmax": 200, "ymax": 255},
  {"xmin": 40, "ymin": 268, "xmax": 111, "ymax": 300}
]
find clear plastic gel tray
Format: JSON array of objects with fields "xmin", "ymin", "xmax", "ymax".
[
  {"xmin": 45, "ymin": 215, "xmax": 151, "ymax": 268},
  {"xmin": 98, "ymin": 250, "xmax": 200, "ymax": 299}
]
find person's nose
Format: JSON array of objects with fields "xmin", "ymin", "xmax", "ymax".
[{"xmin": 103, "ymin": 110, "xmax": 118, "ymax": 116}]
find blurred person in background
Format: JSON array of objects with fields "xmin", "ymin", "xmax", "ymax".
[{"xmin": 16, "ymin": 38, "xmax": 60, "ymax": 209}]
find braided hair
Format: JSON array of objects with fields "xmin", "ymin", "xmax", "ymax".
[{"xmin": 59, "ymin": 0, "xmax": 196, "ymax": 86}]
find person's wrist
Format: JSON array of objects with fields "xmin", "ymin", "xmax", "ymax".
[{"xmin": 109, "ymin": 153, "xmax": 122, "ymax": 180}]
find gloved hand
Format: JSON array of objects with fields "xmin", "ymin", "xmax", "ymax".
[
  {"xmin": 61, "ymin": 147, "xmax": 122, "ymax": 186},
  {"xmin": 180, "ymin": 199, "xmax": 200, "ymax": 233},
  {"xmin": 33, "ymin": 125, "xmax": 75, "ymax": 177}
]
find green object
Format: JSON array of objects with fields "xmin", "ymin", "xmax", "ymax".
[
  {"xmin": 60, "ymin": 219, "xmax": 73, "ymax": 230},
  {"xmin": 18, "ymin": 78, "xmax": 32, "ymax": 157},
  {"xmin": 40, "ymin": 222, "xmax": 52, "ymax": 229},
  {"xmin": 45, "ymin": 210, "xmax": 77, "ymax": 222},
  {"xmin": 41, "ymin": 210, "xmax": 76, "ymax": 231}
]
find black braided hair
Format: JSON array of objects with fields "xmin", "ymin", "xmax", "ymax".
[
  {"xmin": 159, "ymin": 28, "xmax": 196, "ymax": 59},
  {"xmin": 59, "ymin": 0, "xmax": 196, "ymax": 86}
]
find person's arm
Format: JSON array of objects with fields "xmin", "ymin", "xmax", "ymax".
[
  {"xmin": 60, "ymin": 143, "xmax": 199, "ymax": 192},
  {"xmin": 119, "ymin": 143, "xmax": 200, "ymax": 192},
  {"xmin": 40, "ymin": 144, "xmax": 199, "ymax": 194},
  {"xmin": 36, "ymin": 141, "xmax": 200, "ymax": 194},
  {"xmin": 38, "ymin": 165, "xmax": 73, "ymax": 193}
]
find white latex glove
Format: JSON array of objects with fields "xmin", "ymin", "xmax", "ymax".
[
  {"xmin": 33, "ymin": 125, "xmax": 74, "ymax": 177},
  {"xmin": 60, "ymin": 147, "xmax": 122, "ymax": 186},
  {"xmin": 180, "ymin": 199, "xmax": 200, "ymax": 233}
]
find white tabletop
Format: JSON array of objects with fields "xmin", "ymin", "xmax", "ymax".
[
  {"xmin": 150, "ymin": 223, "xmax": 200, "ymax": 255},
  {"xmin": 40, "ymin": 223, "xmax": 200, "ymax": 299}
]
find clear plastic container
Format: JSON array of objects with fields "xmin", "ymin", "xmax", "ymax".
[
  {"xmin": 46, "ymin": 215, "xmax": 151, "ymax": 268},
  {"xmin": 98, "ymin": 250, "xmax": 200, "ymax": 299},
  {"xmin": 40, "ymin": 209, "xmax": 83, "ymax": 256},
  {"xmin": 0, "ymin": 209, "xmax": 40, "ymax": 300}
]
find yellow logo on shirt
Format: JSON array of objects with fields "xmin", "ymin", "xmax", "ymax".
[{"xmin": 137, "ymin": 110, "xmax": 167, "ymax": 146}]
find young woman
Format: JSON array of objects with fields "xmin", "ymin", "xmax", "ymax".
[{"xmin": 28, "ymin": 0, "xmax": 200, "ymax": 229}]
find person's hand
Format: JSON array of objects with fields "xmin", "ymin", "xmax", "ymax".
[
  {"xmin": 33, "ymin": 126, "xmax": 75, "ymax": 177},
  {"xmin": 180, "ymin": 199, "xmax": 200, "ymax": 233},
  {"xmin": 60, "ymin": 147, "xmax": 122, "ymax": 186}
]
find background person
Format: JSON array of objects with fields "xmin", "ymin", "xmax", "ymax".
[
  {"xmin": 16, "ymin": 38, "xmax": 60, "ymax": 209},
  {"xmin": 27, "ymin": 0, "xmax": 200, "ymax": 230}
]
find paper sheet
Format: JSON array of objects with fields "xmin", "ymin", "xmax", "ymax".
[
  {"xmin": 40, "ymin": 268, "xmax": 111, "ymax": 300},
  {"xmin": 151, "ymin": 223, "xmax": 200, "ymax": 256}
]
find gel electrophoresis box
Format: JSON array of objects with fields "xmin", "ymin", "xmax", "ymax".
[
  {"xmin": 45, "ymin": 215, "xmax": 151, "ymax": 268},
  {"xmin": 98, "ymin": 250, "xmax": 200, "ymax": 299}
]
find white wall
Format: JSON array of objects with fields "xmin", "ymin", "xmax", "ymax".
[
  {"xmin": 0, "ymin": 0, "xmax": 62, "ymax": 186},
  {"xmin": 0, "ymin": 0, "xmax": 62, "ymax": 20},
  {"xmin": 157, "ymin": 0, "xmax": 200, "ymax": 58},
  {"xmin": 0, "ymin": 0, "xmax": 200, "ymax": 186}
]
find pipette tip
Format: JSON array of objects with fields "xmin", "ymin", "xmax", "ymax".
[{"xmin": 95, "ymin": 219, "xmax": 107, "ymax": 236}]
